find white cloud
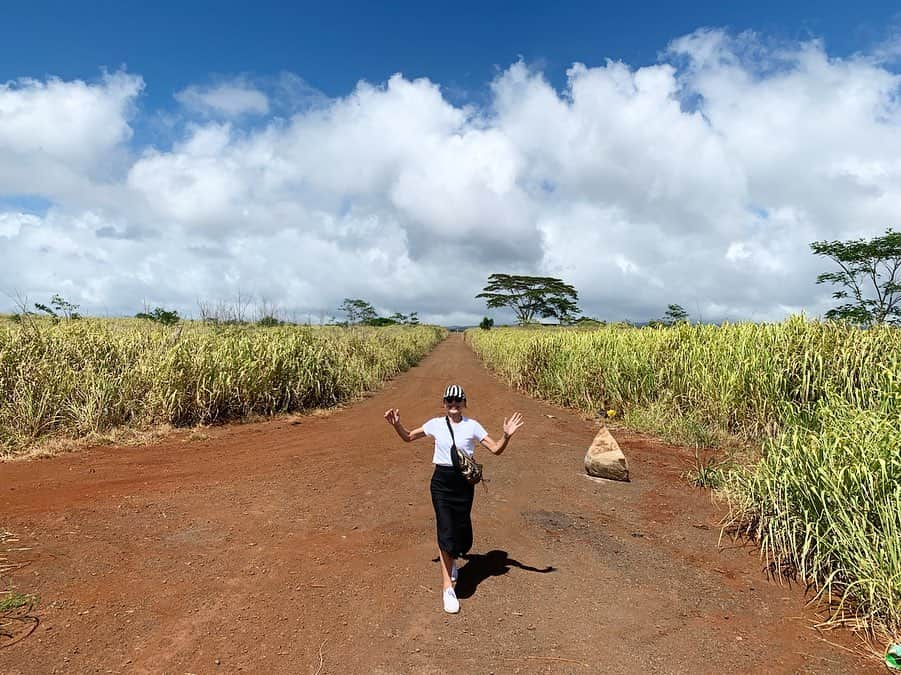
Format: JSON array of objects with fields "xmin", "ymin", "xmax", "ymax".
[
  {"xmin": 0, "ymin": 71, "xmax": 140, "ymax": 164},
  {"xmin": 0, "ymin": 212, "xmax": 39, "ymax": 239},
  {"xmin": 175, "ymin": 80, "xmax": 269, "ymax": 117},
  {"xmin": 2, "ymin": 31, "xmax": 901, "ymax": 324},
  {"xmin": 0, "ymin": 71, "xmax": 142, "ymax": 204}
]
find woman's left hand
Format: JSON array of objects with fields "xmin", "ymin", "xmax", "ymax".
[{"xmin": 502, "ymin": 412, "xmax": 524, "ymax": 438}]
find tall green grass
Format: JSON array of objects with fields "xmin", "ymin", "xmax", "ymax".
[
  {"xmin": 0, "ymin": 319, "xmax": 445, "ymax": 456},
  {"xmin": 726, "ymin": 384, "xmax": 900, "ymax": 638},
  {"xmin": 468, "ymin": 318, "xmax": 901, "ymax": 640}
]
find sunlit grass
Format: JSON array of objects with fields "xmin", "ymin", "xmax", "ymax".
[
  {"xmin": 468, "ymin": 318, "xmax": 901, "ymax": 640},
  {"xmin": 0, "ymin": 319, "xmax": 445, "ymax": 456}
]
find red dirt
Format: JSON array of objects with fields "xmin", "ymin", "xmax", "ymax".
[{"xmin": 0, "ymin": 334, "xmax": 879, "ymax": 674}]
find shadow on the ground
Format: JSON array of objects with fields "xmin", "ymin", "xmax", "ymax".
[{"xmin": 452, "ymin": 550, "xmax": 555, "ymax": 599}]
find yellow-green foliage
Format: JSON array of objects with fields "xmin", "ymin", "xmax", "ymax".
[
  {"xmin": 468, "ymin": 318, "xmax": 901, "ymax": 639},
  {"xmin": 0, "ymin": 319, "xmax": 445, "ymax": 455},
  {"xmin": 726, "ymin": 386, "xmax": 901, "ymax": 638},
  {"xmin": 468, "ymin": 317, "xmax": 899, "ymax": 441}
]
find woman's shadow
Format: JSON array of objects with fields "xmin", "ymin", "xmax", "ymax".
[{"xmin": 452, "ymin": 550, "xmax": 555, "ymax": 599}]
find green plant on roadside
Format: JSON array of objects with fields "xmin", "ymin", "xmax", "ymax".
[
  {"xmin": 0, "ymin": 592, "xmax": 37, "ymax": 611},
  {"xmin": 682, "ymin": 451, "xmax": 731, "ymax": 489},
  {"xmin": 623, "ymin": 403, "xmax": 728, "ymax": 449},
  {"xmin": 723, "ymin": 383, "xmax": 901, "ymax": 639}
]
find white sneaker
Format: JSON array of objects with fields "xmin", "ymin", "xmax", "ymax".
[
  {"xmin": 451, "ymin": 561, "xmax": 458, "ymax": 583},
  {"xmin": 443, "ymin": 587, "xmax": 460, "ymax": 613}
]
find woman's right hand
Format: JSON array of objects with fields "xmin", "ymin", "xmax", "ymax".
[{"xmin": 384, "ymin": 408, "xmax": 400, "ymax": 426}]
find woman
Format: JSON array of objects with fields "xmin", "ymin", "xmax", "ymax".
[{"xmin": 384, "ymin": 384, "xmax": 524, "ymax": 613}]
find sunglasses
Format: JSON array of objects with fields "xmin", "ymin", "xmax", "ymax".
[{"xmin": 443, "ymin": 396, "xmax": 465, "ymax": 404}]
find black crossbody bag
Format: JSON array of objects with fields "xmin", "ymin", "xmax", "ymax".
[{"xmin": 445, "ymin": 416, "xmax": 483, "ymax": 485}]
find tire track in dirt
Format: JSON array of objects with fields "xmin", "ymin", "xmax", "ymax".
[{"xmin": 0, "ymin": 334, "xmax": 878, "ymax": 673}]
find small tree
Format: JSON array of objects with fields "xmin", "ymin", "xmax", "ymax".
[
  {"xmin": 811, "ymin": 228, "xmax": 901, "ymax": 326},
  {"xmin": 255, "ymin": 298, "xmax": 284, "ymax": 327},
  {"xmin": 476, "ymin": 274, "xmax": 580, "ymax": 325},
  {"xmin": 339, "ymin": 298, "xmax": 377, "ymax": 325},
  {"xmin": 662, "ymin": 304, "xmax": 689, "ymax": 326},
  {"xmin": 35, "ymin": 294, "xmax": 81, "ymax": 321},
  {"xmin": 136, "ymin": 307, "xmax": 180, "ymax": 326},
  {"xmin": 479, "ymin": 316, "xmax": 494, "ymax": 330}
]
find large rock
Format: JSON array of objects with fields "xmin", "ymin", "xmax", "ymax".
[{"xmin": 584, "ymin": 425, "xmax": 630, "ymax": 482}]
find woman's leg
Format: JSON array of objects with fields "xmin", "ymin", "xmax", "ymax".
[
  {"xmin": 431, "ymin": 472, "xmax": 457, "ymax": 590},
  {"xmin": 438, "ymin": 547, "xmax": 460, "ymax": 613},
  {"xmin": 438, "ymin": 547, "xmax": 455, "ymax": 589}
]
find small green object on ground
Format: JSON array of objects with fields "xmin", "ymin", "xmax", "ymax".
[{"xmin": 886, "ymin": 644, "xmax": 901, "ymax": 670}]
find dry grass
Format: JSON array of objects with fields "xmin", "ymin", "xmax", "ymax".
[
  {"xmin": 0, "ymin": 320, "xmax": 446, "ymax": 458},
  {"xmin": 468, "ymin": 318, "xmax": 901, "ymax": 644}
]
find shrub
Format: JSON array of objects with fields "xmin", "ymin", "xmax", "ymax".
[
  {"xmin": 256, "ymin": 315, "xmax": 282, "ymax": 327},
  {"xmin": 136, "ymin": 307, "xmax": 180, "ymax": 326}
]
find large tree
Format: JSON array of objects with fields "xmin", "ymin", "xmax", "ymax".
[
  {"xmin": 476, "ymin": 274, "xmax": 581, "ymax": 325},
  {"xmin": 811, "ymin": 228, "xmax": 901, "ymax": 326}
]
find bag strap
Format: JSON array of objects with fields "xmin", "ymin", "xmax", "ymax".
[
  {"xmin": 444, "ymin": 415, "xmax": 457, "ymax": 448},
  {"xmin": 445, "ymin": 416, "xmax": 460, "ymax": 470}
]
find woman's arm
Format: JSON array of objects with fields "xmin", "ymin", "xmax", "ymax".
[
  {"xmin": 384, "ymin": 408, "xmax": 427, "ymax": 442},
  {"xmin": 480, "ymin": 412, "xmax": 524, "ymax": 455}
]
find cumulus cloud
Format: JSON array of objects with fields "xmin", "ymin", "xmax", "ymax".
[
  {"xmin": 0, "ymin": 71, "xmax": 142, "ymax": 203},
  {"xmin": 2, "ymin": 31, "xmax": 901, "ymax": 325},
  {"xmin": 175, "ymin": 79, "xmax": 270, "ymax": 117}
]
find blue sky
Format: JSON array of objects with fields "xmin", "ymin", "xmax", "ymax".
[
  {"xmin": 2, "ymin": 3, "xmax": 901, "ymax": 323},
  {"xmin": 4, "ymin": 1, "xmax": 898, "ymax": 107}
]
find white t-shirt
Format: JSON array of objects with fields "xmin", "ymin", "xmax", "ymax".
[{"xmin": 422, "ymin": 416, "xmax": 488, "ymax": 466}]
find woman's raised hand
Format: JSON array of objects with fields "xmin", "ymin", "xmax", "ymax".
[
  {"xmin": 384, "ymin": 408, "xmax": 401, "ymax": 426},
  {"xmin": 502, "ymin": 412, "xmax": 524, "ymax": 437}
]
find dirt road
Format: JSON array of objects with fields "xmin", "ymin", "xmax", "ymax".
[{"xmin": 0, "ymin": 334, "xmax": 877, "ymax": 673}]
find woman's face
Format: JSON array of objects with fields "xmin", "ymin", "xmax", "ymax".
[{"xmin": 443, "ymin": 396, "xmax": 465, "ymax": 415}]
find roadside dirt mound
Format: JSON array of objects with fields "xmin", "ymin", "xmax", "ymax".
[{"xmin": 0, "ymin": 334, "xmax": 877, "ymax": 673}]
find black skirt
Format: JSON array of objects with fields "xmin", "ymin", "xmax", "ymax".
[{"xmin": 430, "ymin": 465, "xmax": 475, "ymax": 557}]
